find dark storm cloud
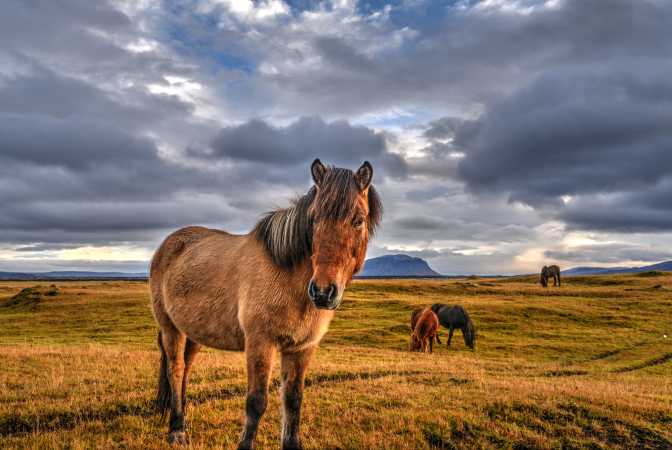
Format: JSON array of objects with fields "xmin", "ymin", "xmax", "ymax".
[
  {"xmin": 4, "ymin": 0, "xmax": 672, "ymax": 274},
  {"xmin": 193, "ymin": 116, "xmax": 407, "ymax": 177},
  {"xmin": 0, "ymin": 1, "xmax": 241, "ymax": 249},
  {"xmin": 387, "ymin": 214, "xmax": 533, "ymax": 244},
  {"xmin": 0, "ymin": 76, "xmax": 399, "ymax": 250},
  {"xmin": 456, "ymin": 69, "xmax": 672, "ymax": 201},
  {"xmin": 412, "ymin": 0, "xmax": 672, "ymax": 233},
  {"xmin": 0, "ymin": 69, "xmax": 193, "ymax": 131},
  {"xmin": 394, "ymin": 216, "xmax": 447, "ymax": 231},
  {"xmin": 0, "ymin": 258, "xmax": 150, "ymax": 274},
  {"xmin": 0, "ymin": 0, "xmax": 132, "ymax": 55},
  {"xmin": 254, "ymin": 0, "xmax": 672, "ymax": 118},
  {"xmin": 403, "ymin": 186, "xmax": 454, "ymax": 202},
  {"xmin": 14, "ymin": 243, "xmax": 90, "ymax": 252},
  {"xmin": 560, "ymin": 178, "xmax": 672, "ymax": 232},
  {"xmin": 0, "ymin": 114, "xmax": 156, "ymax": 171},
  {"xmin": 422, "ymin": 117, "xmax": 466, "ymax": 141},
  {"xmin": 544, "ymin": 244, "xmax": 672, "ymax": 264},
  {"xmin": 452, "ymin": 65, "xmax": 672, "ymax": 230}
]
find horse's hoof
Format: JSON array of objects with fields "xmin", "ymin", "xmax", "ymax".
[
  {"xmin": 168, "ymin": 431, "xmax": 188, "ymax": 446},
  {"xmin": 282, "ymin": 439, "xmax": 303, "ymax": 450},
  {"xmin": 237, "ymin": 441, "xmax": 255, "ymax": 450},
  {"xmin": 282, "ymin": 444, "xmax": 303, "ymax": 450}
]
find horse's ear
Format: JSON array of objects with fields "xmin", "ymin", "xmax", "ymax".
[
  {"xmin": 355, "ymin": 161, "xmax": 373, "ymax": 191},
  {"xmin": 311, "ymin": 158, "xmax": 327, "ymax": 187}
]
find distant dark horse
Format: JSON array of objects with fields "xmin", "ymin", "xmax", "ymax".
[
  {"xmin": 540, "ymin": 265, "xmax": 561, "ymax": 288},
  {"xmin": 430, "ymin": 304, "xmax": 476, "ymax": 350}
]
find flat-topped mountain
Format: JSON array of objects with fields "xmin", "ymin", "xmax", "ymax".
[{"xmin": 357, "ymin": 254, "xmax": 441, "ymax": 277}]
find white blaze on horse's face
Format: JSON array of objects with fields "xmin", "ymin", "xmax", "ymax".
[{"xmin": 307, "ymin": 159, "xmax": 373, "ymax": 310}]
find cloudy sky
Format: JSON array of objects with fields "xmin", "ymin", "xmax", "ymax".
[{"xmin": 1, "ymin": 0, "xmax": 672, "ymax": 275}]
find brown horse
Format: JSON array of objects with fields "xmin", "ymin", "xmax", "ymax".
[
  {"xmin": 410, "ymin": 307, "xmax": 441, "ymax": 353},
  {"xmin": 149, "ymin": 159, "xmax": 382, "ymax": 449},
  {"xmin": 540, "ymin": 264, "xmax": 561, "ymax": 287}
]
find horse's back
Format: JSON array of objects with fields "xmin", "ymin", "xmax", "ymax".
[
  {"xmin": 414, "ymin": 308, "xmax": 438, "ymax": 338},
  {"xmin": 437, "ymin": 305, "xmax": 467, "ymax": 329},
  {"xmin": 151, "ymin": 226, "xmax": 215, "ymax": 273},
  {"xmin": 410, "ymin": 307, "xmax": 424, "ymax": 331},
  {"xmin": 150, "ymin": 226, "xmax": 237, "ymax": 289},
  {"xmin": 150, "ymin": 226, "xmax": 247, "ymax": 350}
]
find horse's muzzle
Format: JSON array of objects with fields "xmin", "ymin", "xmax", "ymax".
[{"xmin": 308, "ymin": 280, "xmax": 341, "ymax": 309}]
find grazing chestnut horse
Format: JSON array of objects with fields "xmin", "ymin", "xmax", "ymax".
[
  {"xmin": 540, "ymin": 264, "xmax": 561, "ymax": 287},
  {"xmin": 409, "ymin": 307, "xmax": 440, "ymax": 353},
  {"xmin": 149, "ymin": 159, "xmax": 382, "ymax": 449}
]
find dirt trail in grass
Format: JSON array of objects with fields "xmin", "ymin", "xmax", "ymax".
[{"xmin": 614, "ymin": 352, "xmax": 672, "ymax": 373}]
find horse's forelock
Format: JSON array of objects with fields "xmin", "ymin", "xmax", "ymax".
[
  {"xmin": 254, "ymin": 165, "xmax": 382, "ymax": 270},
  {"xmin": 312, "ymin": 167, "xmax": 382, "ymax": 235}
]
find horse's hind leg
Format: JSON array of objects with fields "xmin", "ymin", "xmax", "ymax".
[
  {"xmin": 159, "ymin": 325, "xmax": 188, "ymax": 445},
  {"xmin": 448, "ymin": 327, "xmax": 454, "ymax": 347},
  {"xmin": 239, "ymin": 338, "xmax": 276, "ymax": 450},
  {"xmin": 182, "ymin": 338, "xmax": 201, "ymax": 413},
  {"xmin": 429, "ymin": 335, "xmax": 434, "ymax": 353}
]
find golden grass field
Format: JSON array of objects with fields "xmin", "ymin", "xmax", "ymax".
[{"xmin": 1, "ymin": 273, "xmax": 671, "ymax": 449}]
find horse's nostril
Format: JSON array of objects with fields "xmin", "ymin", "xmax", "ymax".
[
  {"xmin": 308, "ymin": 280, "xmax": 317, "ymax": 299},
  {"xmin": 327, "ymin": 284, "xmax": 337, "ymax": 301}
]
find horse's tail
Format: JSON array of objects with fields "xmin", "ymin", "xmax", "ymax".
[
  {"xmin": 156, "ymin": 331, "xmax": 171, "ymax": 419},
  {"xmin": 462, "ymin": 309, "xmax": 476, "ymax": 350}
]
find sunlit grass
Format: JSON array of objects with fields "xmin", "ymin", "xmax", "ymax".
[{"xmin": 1, "ymin": 275, "xmax": 670, "ymax": 449}]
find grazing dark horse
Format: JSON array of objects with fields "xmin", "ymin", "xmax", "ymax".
[
  {"xmin": 430, "ymin": 304, "xmax": 476, "ymax": 350},
  {"xmin": 410, "ymin": 307, "xmax": 440, "ymax": 353},
  {"xmin": 540, "ymin": 264, "xmax": 561, "ymax": 287},
  {"xmin": 149, "ymin": 159, "xmax": 382, "ymax": 449}
]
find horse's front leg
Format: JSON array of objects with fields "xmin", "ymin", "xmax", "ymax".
[
  {"xmin": 281, "ymin": 346, "xmax": 315, "ymax": 450},
  {"xmin": 238, "ymin": 339, "xmax": 276, "ymax": 450}
]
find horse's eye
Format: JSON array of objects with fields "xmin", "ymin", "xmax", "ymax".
[{"xmin": 353, "ymin": 217, "xmax": 365, "ymax": 229}]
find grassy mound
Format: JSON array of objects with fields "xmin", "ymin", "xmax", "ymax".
[
  {"xmin": 1, "ymin": 288, "xmax": 42, "ymax": 309},
  {"xmin": 637, "ymin": 270, "xmax": 665, "ymax": 277}
]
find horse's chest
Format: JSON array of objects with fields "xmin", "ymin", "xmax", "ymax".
[{"xmin": 275, "ymin": 310, "xmax": 334, "ymax": 352}]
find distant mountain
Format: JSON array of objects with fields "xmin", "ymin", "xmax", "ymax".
[
  {"xmin": 0, "ymin": 271, "xmax": 147, "ymax": 280},
  {"xmin": 357, "ymin": 254, "xmax": 442, "ymax": 277},
  {"xmin": 563, "ymin": 260, "xmax": 672, "ymax": 276}
]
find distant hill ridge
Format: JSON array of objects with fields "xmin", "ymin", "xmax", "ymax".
[
  {"xmin": 0, "ymin": 271, "xmax": 147, "ymax": 280},
  {"xmin": 4, "ymin": 258, "xmax": 669, "ymax": 280},
  {"xmin": 563, "ymin": 260, "xmax": 672, "ymax": 276},
  {"xmin": 357, "ymin": 254, "xmax": 441, "ymax": 277},
  {"xmin": 0, "ymin": 254, "xmax": 443, "ymax": 280}
]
